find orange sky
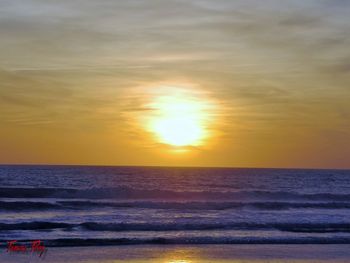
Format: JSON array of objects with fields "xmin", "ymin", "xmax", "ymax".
[{"xmin": 0, "ymin": 0, "xmax": 349, "ymax": 169}]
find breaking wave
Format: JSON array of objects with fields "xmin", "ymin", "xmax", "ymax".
[
  {"xmin": 2, "ymin": 200, "xmax": 350, "ymax": 211},
  {"xmin": 2, "ymin": 187, "xmax": 350, "ymax": 201},
  {"xmin": 2, "ymin": 221, "xmax": 350, "ymax": 233}
]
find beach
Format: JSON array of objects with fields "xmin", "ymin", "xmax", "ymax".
[{"xmin": 2, "ymin": 245, "xmax": 350, "ymax": 263}]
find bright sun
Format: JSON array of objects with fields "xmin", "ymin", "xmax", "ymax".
[{"xmin": 145, "ymin": 87, "xmax": 212, "ymax": 147}]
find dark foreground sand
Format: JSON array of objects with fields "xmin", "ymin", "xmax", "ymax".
[{"xmin": 1, "ymin": 245, "xmax": 350, "ymax": 263}]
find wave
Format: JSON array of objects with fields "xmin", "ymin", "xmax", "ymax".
[
  {"xmin": 0, "ymin": 187, "xmax": 77, "ymax": 199},
  {"xmin": 2, "ymin": 221, "xmax": 350, "ymax": 233},
  {"xmin": 0, "ymin": 201, "xmax": 62, "ymax": 210},
  {"xmin": 58, "ymin": 200, "xmax": 350, "ymax": 210},
  {"xmin": 2, "ymin": 236, "xmax": 350, "ymax": 247},
  {"xmin": 0, "ymin": 222, "xmax": 71, "ymax": 231},
  {"xmin": 2, "ymin": 187, "xmax": 350, "ymax": 201},
  {"xmin": 79, "ymin": 222, "xmax": 350, "ymax": 233},
  {"xmin": 2, "ymin": 200, "xmax": 350, "ymax": 211}
]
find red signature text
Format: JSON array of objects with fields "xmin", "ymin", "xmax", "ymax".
[
  {"xmin": 31, "ymin": 240, "xmax": 46, "ymax": 256},
  {"xmin": 7, "ymin": 240, "xmax": 47, "ymax": 257},
  {"xmin": 7, "ymin": 240, "xmax": 27, "ymax": 253}
]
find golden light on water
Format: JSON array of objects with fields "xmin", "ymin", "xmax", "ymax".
[{"xmin": 144, "ymin": 86, "xmax": 215, "ymax": 148}]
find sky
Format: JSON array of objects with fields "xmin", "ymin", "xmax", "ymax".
[{"xmin": 0, "ymin": 0, "xmax": 349, "ymax": 169}]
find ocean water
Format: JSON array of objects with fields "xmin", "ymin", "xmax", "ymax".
[{"xmin": 1, "ymin": 165, "xmax": 350, "ymax": 246}]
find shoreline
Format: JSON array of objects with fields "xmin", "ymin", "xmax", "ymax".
[{"xmin": 4, "ymin": 239, "xmax": 350, "ymax": 247}]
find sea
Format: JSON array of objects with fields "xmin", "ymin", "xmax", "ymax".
[{"xmin": 1, "ymin": 165, "xmax": 350, "ymax": 247}]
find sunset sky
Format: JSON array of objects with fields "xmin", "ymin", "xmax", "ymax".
[{"xmin": 0, "ymin": 0, "xmax": 349, "ymax": 169}]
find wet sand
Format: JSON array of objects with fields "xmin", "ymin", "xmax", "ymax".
[{"xmin": 2, "ymin": 244, "xmax": 350, "ymax": 263}]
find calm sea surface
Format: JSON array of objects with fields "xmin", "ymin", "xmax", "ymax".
[{"xmin": 0, "ymin": 165, "xmax": 350, "ymax": 246}]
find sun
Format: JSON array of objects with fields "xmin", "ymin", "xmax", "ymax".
[
  {"xmin": 152, "ymin": 117, "xmax": 203, "ymax": 147},
  {"xmin": 145, "ymin": 87, "xmax": 212, "ymax": 147}
]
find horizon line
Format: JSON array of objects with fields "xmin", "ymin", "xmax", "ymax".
[{"xmin": 0, "ymin": 163, "xmax": 349, "ymax": 171}]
